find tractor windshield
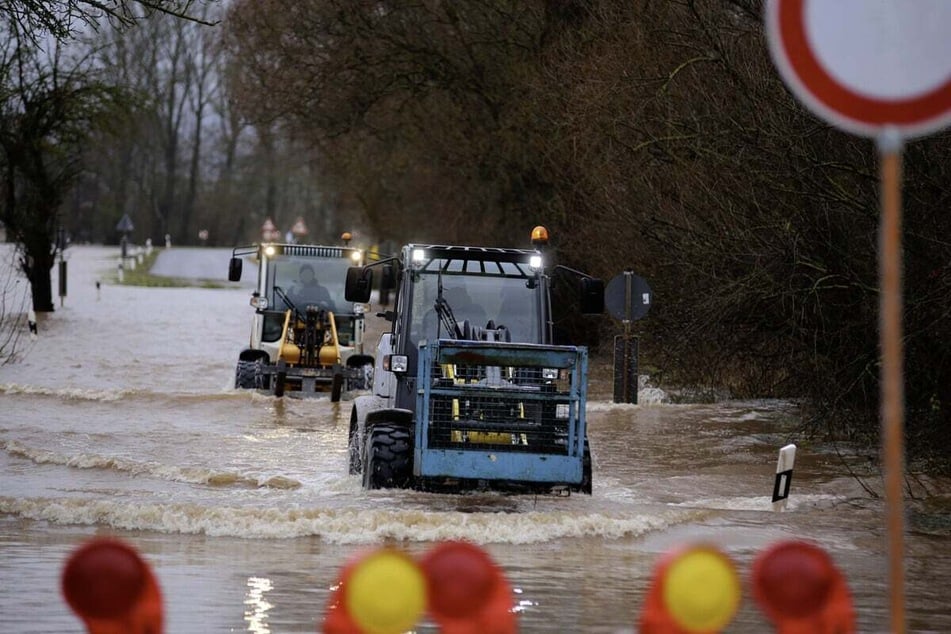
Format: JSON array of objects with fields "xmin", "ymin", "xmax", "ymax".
[
  {"xmin": 267, "ymin": 255, "xmax": 352, "ymax": 315},
  {"xmin": 408, "ymin": 258, "xmax": 541, "ymax": 346}
]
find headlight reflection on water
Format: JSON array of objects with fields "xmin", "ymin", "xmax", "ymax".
[
  {"xmin": 512, "ymin": 587, "xmax": 538, "ymax": 613},
  {"xmin": 244, "ymin": 576, "xmax": 274, "ymax": 633}
]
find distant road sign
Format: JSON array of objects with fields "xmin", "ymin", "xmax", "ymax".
[
  {"xmin": 605, "ymin": 272, "xmax": 652, "ymax": 322},
  {"xmin": 115, "ymin": 214, "xmax": 134, "ymax": 233},
  {"xmin": 766, "ymin": 0, "xmax": 951, "ymax": 138},
  {"xmin": 291, "ymin": 217, "xmax": 309, "ymax": 236}
]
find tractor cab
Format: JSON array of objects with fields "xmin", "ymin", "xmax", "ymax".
[
  {"xmin": 229, "ymin": 240, "xmax": 374, "ymax": 400},
  {"xmin": 344, "ymin": 227, "xmax": 605, "ymax": 494}
]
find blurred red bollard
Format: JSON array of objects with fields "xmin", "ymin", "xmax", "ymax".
[
  {"xmin": 751, "ymin": 540, "xmax": 855, "ymax": 634},
  {"xmin": 419, "ymin": 541, "xmax": 517, "ymax": 634},
  {"xmin": 638, "ymin": 545, "xmax": 741, "ymax": 633},
  {"xmin": 61, "ymin": 537, "xmax": 163, "ymax": 634}
]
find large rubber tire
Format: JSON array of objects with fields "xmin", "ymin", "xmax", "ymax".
[
  {"xmin": 363, "ymin": 424, "xmax": 413, "ymax": 490},
  {"xmin": 348, "ymin": 406, "xmax": 363, "ymax": 475},
  {"xmin": 235, "ymin": 360, "xmax": 256, "ymax": 389}
]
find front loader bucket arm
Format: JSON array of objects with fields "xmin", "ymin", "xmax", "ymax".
[
  {"xmin": 277, "ymin": 309, "xmax": 294, "ymax": 363},
  {"xmin": 327, "ymin": 311, "xmax": 342, "ymax": 364}
]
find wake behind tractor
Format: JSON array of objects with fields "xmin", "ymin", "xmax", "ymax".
[
  {"xmin": 344, "ymin": 226, "xmax": 605, "ymax": 494},
  {"xmin": 228, "ymin": 240, "xmax": 374, "ymax": 401}
]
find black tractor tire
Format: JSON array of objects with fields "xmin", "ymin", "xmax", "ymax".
[
  {"xmin": 348, "ymin": 406, "xmax": 363, "ymax": 475},
  {"xmin": 363, "ymin": 424, "xmax": 413, "ymax": 490},
  {"xmin": 235, "ymin": 360, "xmax": 256, "ymax": 389},
  {"xmin": 330, "ymin": 373, "xmax": 343, "ymax": 402}
]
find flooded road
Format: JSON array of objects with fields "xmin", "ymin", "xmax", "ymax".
[{"xmin": 1, "ymin": 245, "xmax": 949, "ymax": 632}]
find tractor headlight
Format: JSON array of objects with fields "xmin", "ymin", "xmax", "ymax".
[
  {"xmin": 353, "ymin": 303, "xmax": 366, "ymax": 315},
  {"xmin": 264, "ymin": 245, "xmax": 276, "ymax": 257},
  {"xmin": 542, "ymin": 368, "xmax": 558, "ymax": 380},
  {"xmin": 250, "ymin": 295, "xmax": 268, "ymax": 310},
  {"xmin": 350, "ymin": 250, "xmax": 362, "ymax": 263},
  {"xmin": 411, "ymin": 248, "xmax": 426, "ymax": 269},
  {"xmin": 529, "ymin": 254, "xmax": 543, "ymax": 271}
]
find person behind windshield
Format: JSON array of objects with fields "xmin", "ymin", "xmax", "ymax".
[{"xmin": 290, "ymin": 264, "xmax": 333, "ymax": 310}]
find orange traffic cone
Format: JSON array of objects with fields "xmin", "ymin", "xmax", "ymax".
[
  {"xmin": 419, "ymin": 541, "xmax": 517, "ymax": 634},
  {"xmin": 638, "ymin": 545, "xmax": 741, "ymax": 633},
  {"xmin": 751, "ymin": 540, "xmax": 855, "ymax": 634},
  {"xmin": 61, "ymin": 538, "xmax": 163, "ymax": 634}
]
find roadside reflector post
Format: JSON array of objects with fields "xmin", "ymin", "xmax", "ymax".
[
  {"xmin": 771, "ymin": 443, "xmax": 796, "ymax": 511},
  {"xmin": 28, "ymin": 309, "xmax": 38, "ymax": 340}
]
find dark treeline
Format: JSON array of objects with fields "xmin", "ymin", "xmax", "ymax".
[
  {"xmin": 225, "ymin": 0, "xmax": 951, "ymax": 469},
  {"xmin": 3, "ymin": 1, "xmax": 950, "ymax": 470}
]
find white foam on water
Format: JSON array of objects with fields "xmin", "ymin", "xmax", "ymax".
[
  {"xmin": 0, "ymin": 383, "xmax": 132, "ymax": 402},
  {"xmin": 0, "ymin": 440, "xmax": 301, "ymax": 489},
  {"xmin": 668, "ymin": 493, "xmax": 846, "ymax": 513},
  {"xmin": 0, "ymin": 495, "xmax": 705, "ymax": 543}
]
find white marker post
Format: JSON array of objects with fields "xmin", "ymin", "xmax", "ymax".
[
  {"xmin": 27, "ymin": 309, "xmax": 38, "ymax": 341},
  {"xmin": 771, "ymin": 444, "xmax": 796, "ymax": 511}
]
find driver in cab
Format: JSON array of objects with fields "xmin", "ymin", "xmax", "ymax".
[{"xmin": 290, "ymin": 264, "xmax": 333, "ymax": 311}]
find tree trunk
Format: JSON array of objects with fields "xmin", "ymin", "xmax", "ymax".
[{"xmin": 24, "ymin": 245, "xmax": 55, "ymax": 313}]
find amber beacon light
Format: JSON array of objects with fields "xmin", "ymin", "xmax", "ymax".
[{"xmin": 530, "ymin": 225, "xmax": 549, "ymax": 247}]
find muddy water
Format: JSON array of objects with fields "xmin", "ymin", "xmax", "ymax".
[{"xmin": 1, "ymin": 245, "xmax": 949, "ymax": 633}]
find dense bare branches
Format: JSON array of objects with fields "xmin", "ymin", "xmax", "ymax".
[
  {"xmin": 226, "ymin": 0, "xmax": 555, "ymax": 244},
  {"xmin": 222, "ymin": 0, "xmax": 951, "ymax": 468},
  {"xmin": 1, "ymin": 0, "xmax": 218, "ymax": 41}
]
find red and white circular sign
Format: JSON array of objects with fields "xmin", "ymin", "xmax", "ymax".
[{"xmin": 766, "ymin": 0, "xmax": 951, "ymax": 138}]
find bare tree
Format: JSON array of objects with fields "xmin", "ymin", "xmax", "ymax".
[
  {"xmin": 2, "ymin": 0, "xmax": 217, "ymax": 41},
  {"xmin": 0, "ymin": 29, "xmax": 122, "ymax": 311}
]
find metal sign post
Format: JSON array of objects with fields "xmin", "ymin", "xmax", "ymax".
[
  {"xmin": 878, "ymin": 129, "xmax": 906, "ymax": 630},
  {"xmin": 605, "ymin": 271, "xmax": 652, "ymax": 404}
]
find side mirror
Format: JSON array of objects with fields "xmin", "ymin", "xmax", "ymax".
[
  {"xmin": 380, "ymin": 263, "xmax": 396, "ymax": 290},
  {"xmin": 228, "ymin": 257, "xmax": 243, "ymax": 282},
  {"xmin": 346, "ymin": 266, "xmax": 373, "ymax": 303},
  {"xmin": 579, "ymin": 278, "xmax": 604, "ymax": 314}
]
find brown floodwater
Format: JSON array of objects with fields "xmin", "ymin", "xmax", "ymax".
[{"xmin": 1, "ymin": 245, "xmax": 949, "ymax": 632}]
